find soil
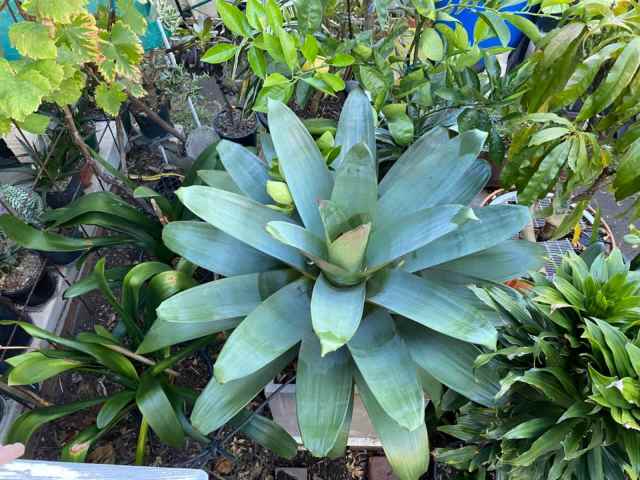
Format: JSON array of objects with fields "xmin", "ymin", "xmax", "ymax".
[
  {"xmin": 292, "ymin": 92, "xmax": 346, "ymax": 121},
  {"xmin": 214, "ymin": 110, "xmax": 257, "ymax": 139},
  {"xmin": 0, "ymin": 250, "xmax": 43, "ymax": 293}
]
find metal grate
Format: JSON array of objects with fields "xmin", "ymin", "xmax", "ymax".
[{"xmin": 543, "ymin": 240, "xmax": 574, "ymax": 277}]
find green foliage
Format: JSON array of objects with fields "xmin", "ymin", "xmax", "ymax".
[
  {"xmin": 0, "ymin": 0, "xmax": 146, "ymax": 131},
  {"xmin": 150, "ymin": 88, "xmax": 543, "ymax": 479},
  {"xmin": 499, "ymin": 2, "xmax": 640, "ymax": 212},
  {"xmin": 436, "ymin": 249, "xmax": 640, "ymax": 479}
]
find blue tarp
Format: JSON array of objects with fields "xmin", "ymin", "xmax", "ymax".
[
  {"xmin": 437, "ymin": 0, "xmax": 529, "ymax": 48},
  {"xmin": 0, "ymin": 0, "xmax": 164, "ymax": 61}
]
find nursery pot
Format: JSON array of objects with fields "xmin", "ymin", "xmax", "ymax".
[
  {"xmin": 44, "ymin": 173, "xmax": 84, "ymax": 210},
  {"xmin": 213, "ymin": 110, "xmax": 257, "ymax": 147},
  {"xmin": 134, "ymin": 103, "xmax": 172, "ymax": 140},
  {"xmin": 265, "ymin": 382, "xmax": 382, "ymax": 448},
  {"xmin": 0, "ymin": 252, "xmax": 57, "ymax": 307}
]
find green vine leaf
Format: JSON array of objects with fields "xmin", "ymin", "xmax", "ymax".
[
  {"xmin": 56, "ymin": 13, "xmax": 100, "ymax": 63},
  {"xmin": 17, "ymin": 113, "xmax": 50, "ymax": 134},
  {"xmin": 23, "ymin": 0, "xmax": 88, "ymax": 24},
  {"xmin": 95, "ymin": 83, "xmax": 127, "ymax": 116},
  {"xmin": 98, "ymin": 21, "xmax": 144, "ymax": 81},
  {"xmin": 48, "ymin": 68, "xmax": 86, "ymax": 106},
  {"xmin": 116, "ymin": 0, "xmax": 147, "ymax": 36},
  {"xmin": 0, "ymin": 60, "xmax": 53, "ymax": 122},
  {"xmin": 9, "ymin": 22, "xmax": 57, "ymax": 60}
]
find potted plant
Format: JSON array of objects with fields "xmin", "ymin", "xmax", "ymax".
[
  {"xmin": 435, "ymin": 248, "xmax": 640, "ymax": 478},
  {"xmin": 141, "ymin": 87, "xmax": 544, "ymax": 479},
  {"xmin": 0, "ymin": 185, "xmax": 56, "ymax": 307}
]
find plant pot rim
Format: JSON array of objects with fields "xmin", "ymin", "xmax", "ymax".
[{"xmin": 481, "ymin": 188, "xmax": 616, "ymax": 250}]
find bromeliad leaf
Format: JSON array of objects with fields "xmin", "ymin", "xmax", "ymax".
[
  {"xmin": 311, "ymin": 274, "xmax": 366, "ymax": 355},
  {"xmin": 348, "ymin": 309, "xmax": 424, "ymax": 431},
  {"xmin": 214, "ymin": 279, "xmax": 313, "ymax": 382}
]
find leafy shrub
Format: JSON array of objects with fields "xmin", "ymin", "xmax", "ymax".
[
  {"xmin": 436, "ymin": 250, "xmax": 640, "ymax": 479},
  {"xmin": 149, "ymin": 87, "xmax": 544, "ymax": 479}
]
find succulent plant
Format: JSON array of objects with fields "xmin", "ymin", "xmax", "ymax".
[{"xmin": 143, "ymin": 88, "xmax": 543, "ymax": 479}]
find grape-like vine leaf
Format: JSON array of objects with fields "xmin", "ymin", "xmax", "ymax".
[
  {"xmin": 9, "ymin": 22, "xmax": 57, "ymax": 60},
  {"xmin": 0, "ymin": 60, "xmax": 53, "ymax": 122},
  {"xmin": 98, "ymin": 21, "xmax": 144, "ymax": 81},
  {"xmin": 95, "ymin": 83, "xmax": 127, "ymax": 116},
  {"xmin": 116, "ymin": 0, "xmax": 147, "ymax": 36},
  {"xmin": 22, "ymin": 0, "xmax": 88, "ymax": 24},
  {"xmin": 56, "ymin": 13, "xmax": 100, "ymax": 63}
]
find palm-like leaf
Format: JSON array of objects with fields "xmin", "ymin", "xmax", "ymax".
[{"xmin": 148, "ymin": 88, "xmax": 542, "ymax": 479}]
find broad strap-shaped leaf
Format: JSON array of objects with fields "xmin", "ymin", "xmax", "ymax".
[
  {"xmin": 268, "ymin": 99, "xmax": 333, "ymax": 236},
  {"xmin": 442, "ymin": 159, "xmax": 491, "ymax": 206},
  {"xmin": 97, "ymin": 391, "xmax": 135, "ymax": 429},
  {"xmin": 330, "ymin": 143, "xmax": 377, "ymax": 220},
  {"xmin": 513, "ymin": 420, "xmax": 580, "ymax": 467},
  {"xmin": 297, "ymin": 334, "xmax": 353, "ymax": 456},
  {"xmin": 61, "ymin": 425, "xmax": 109, "ymax": 463},
  {"xmin": 121, "ymin": 262, "xmax": 171, "ymax": 323},
  {"xmin": 0, "ymin": 215, "xmax": 130, "ymax": 252},
  {"xmin": 138, "ymin": 317, "xmax": 241, "ymax": 354},
  {"xmin": 396, "ymin": 318, "xmax": 500, "ymax": 407},
  {"xmin": 157, "ymin": 270, "xmax": 299, "ymax": 324},
  {"xmin": 375, "ymin": 130, "xmax": 486, "ymax": 225},
  {"xmin": 379, "ymin": 127, "xmax": 448, "ymax": 195},
  {"xmin": 367, "ymin": 269, "xmax": 498, "ymax": 349},
  {"xmin": 432, "ymin": 240, "xmax": 545, "ymax": 282},
  {"xmin": 177, "ymin": 186, "xmax": 306, "ymax": 271},
  {"xmin": 266, "ymin": 221, "xmax": 328, "ymax": 260},
  {"xmin": 334, "ymin": 88, "xmax": 376, "ymax": 169},
  {"xmin": 197, "ymin": 170, "xmax": 243, "ymax": 194},
  {"xmin": 347, "ymin": 309, "xmax": 424, "ymax": 431},
  {"xmin": 354, "ymin": 369, "xmax": 429, "ymax": 480},
  {"xmin": 192, "ymin": 350, "xmax": 295, "ymax": 434},
  {"xmin": 136, "ymin": 374, "xmax": 185, "ymax": 448},
  {"xmin": 217, "ymin": 140, "xmax": 271, "ymax": 203},
  {"xmin": 326, "ymin": 392, "xmax": 353, "ymax": 459},
  {"xmin": 163, "ymin": 221, "xmax": 281, "ymax": 276},
  {"xmin": 366, "ymin": 205, "xmax": 467, "ymax": 270},
  {"xmin": 7, "ymin": 398, "xmax": 107, "ymax": 445},
  {"xmin": 403, "ymin": 205, "xmax": 531, "ymax": 272},
  {"xmin": 329, "ymin": 224, "xmax": 371, "ymax": 273},
  {"xmin": 3, "ymin": 320, "xmax": 139, "ymax": 381},
  {"xmin": 311, "ymin": 274, "xmax": 365, "ymax": 355},
  {"xmin": 6, "ymin": 352, "xmax": 85, "ymax": 386},
  {"xmin": 229, "ymin": 410, "xmax": 298, "ymax": 459},
  {"xmin": 214, "ymin": 279, "xmax": 313, "ymax": 383},
  {"xmin": 43, "ymin": 191, "xmax": 160, "ymax": 234}
]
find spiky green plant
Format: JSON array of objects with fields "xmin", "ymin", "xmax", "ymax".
[
  {"xmin": 435, "ymin": 249, "xmax": 640, "ymax": 480},
  {"xmin": 143, "ymin": 88, "xmax": 543, "ymax": 479}
]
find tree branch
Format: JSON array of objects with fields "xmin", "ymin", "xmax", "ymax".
[
  {"xmin": 127, "ymin": 93, "xmax": 186, "ymax": 142},
  {"xmin": 570, "ymin": 168, "xmax": 615, "ymax": 203}
]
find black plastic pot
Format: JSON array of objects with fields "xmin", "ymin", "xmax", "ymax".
[
  {"xmin": 213, "ymin": 111, "xmax": 258, "ymax": 147},
  {"xmin": 0, "ymin": 298, "xmax": 33, "ymax": 362},
  {"xmin": 135, "ymin": 103, "xmax": 172, "ymax": 140},
  {"xmin": 1, "ymin": 254, "xmax": 57, "ymax": 307},
  {"xmin": 44, "ymin": 174, "xmax": 84, "ymax": 209}
]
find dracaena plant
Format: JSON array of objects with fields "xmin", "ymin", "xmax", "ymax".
[
  {"xmin": 435, "ymin": 250, "xmax": 640, "ymax": 480},
  {"xmin": 144, "ymin": 87, "xmax": 543, "ymax": 479},
  {"xmin": 3, "ymin": 259, "xmax": 298, "ymax": 464},
  {"xmin": 501, "ymin": 2, "xmax": 640, "ymax": 218}
]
